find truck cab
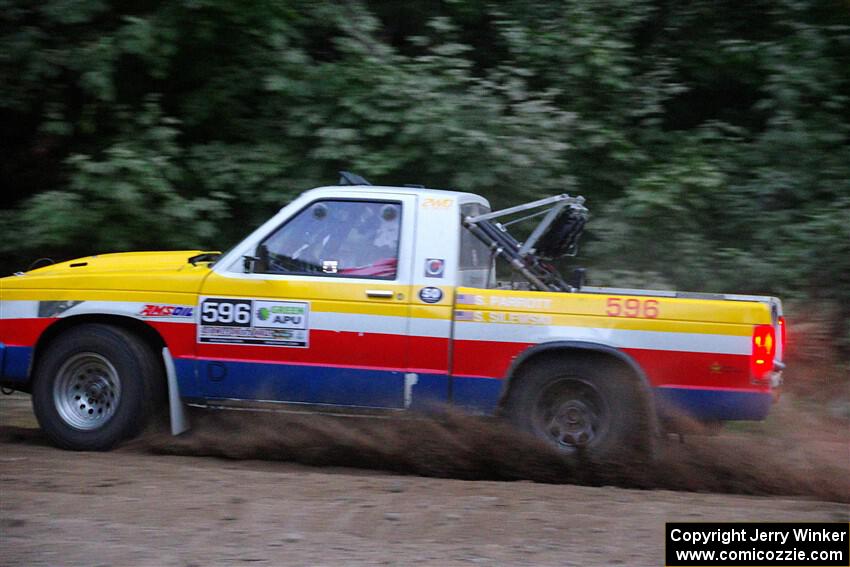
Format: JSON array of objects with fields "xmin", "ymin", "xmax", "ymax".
[{"xmin": 193, "ymin": 184, "xmax": 488, "ymax": 410}]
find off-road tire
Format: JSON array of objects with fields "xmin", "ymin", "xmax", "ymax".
[
  {"xmin": 504, "ymin": 355, "xmax": 654, "ymax": 462},
  {"xmin": 32, "ymin": 324, "xmax": 163, "ymax": 451}
]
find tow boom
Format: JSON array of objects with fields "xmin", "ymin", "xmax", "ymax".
[{"xmin": 462, "ymin": 194, "xmax": 588, "ymax": 292}]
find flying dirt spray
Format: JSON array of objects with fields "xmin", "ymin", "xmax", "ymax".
[{"xmin": 136, "ymin": 403, "xmax": 848, "ymax": 504}]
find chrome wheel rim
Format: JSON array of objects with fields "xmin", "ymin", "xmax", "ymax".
[
  {"xmin": 533, "ymin": 377, "xmax": 608, "ymax": 452},
  {"xmin": 53, "ymin": 353, "xmax": 121, "ymax": 430}
]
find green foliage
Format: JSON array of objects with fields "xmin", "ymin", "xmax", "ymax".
[
  {"xmin": 2, "ymin": 101, "xmax": 229, "ymax": 263},
  {"xmin": 1, "ymin": 0, "xmax": 848, "ymax": 349}
]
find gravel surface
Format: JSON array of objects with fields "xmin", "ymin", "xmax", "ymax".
[{"xmin": 1, "ymin": 393, "xmax": 847, "ymax": 566}]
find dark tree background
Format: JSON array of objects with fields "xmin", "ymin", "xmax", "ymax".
[{"xmin": 1, "ymin": 0, "xmax": 848, "ymax": 354}]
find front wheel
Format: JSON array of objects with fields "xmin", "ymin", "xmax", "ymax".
[
  {"xmin": 505, "ymin": 356, "xmax": 654, "ymax": 462},
  {"xmin": 32, "ymin": 324, "xmax": 163, "ymax": 451}
]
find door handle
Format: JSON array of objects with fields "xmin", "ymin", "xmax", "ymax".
[{"xmin": 366, "ymin": 289, "xmax": 394, "ymax": 298}]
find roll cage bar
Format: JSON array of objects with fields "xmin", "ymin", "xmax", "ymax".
[{"xmin": 463, "ymin": 194, "xmax": 588, "ymax": 292}]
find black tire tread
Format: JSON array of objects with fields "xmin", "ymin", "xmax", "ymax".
[
  {"xmin": 32, "ymin": 323, "xmax": 164, "ymax": 451},
  {"xmin": 504, "ymin": 353, "xmax": 655, "ymax": 462}
]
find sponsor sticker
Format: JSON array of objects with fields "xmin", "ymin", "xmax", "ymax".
[
  {"xmin": 419, "ymin": 287, "xmax": 443, "ymax": 304},
  {"xmin": 424, "ymin": 258, "xmax": 445, "ymax": 278},
  {"xmin": 139, "ymin": 304, "xmax": 194, "ymax": 318},
  {"xmin": 198, "ymin": 297, "xmax": 309, "ymax": 347}
]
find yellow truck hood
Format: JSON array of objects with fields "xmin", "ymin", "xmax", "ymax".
[
  {"xmin": 2, "ymin": 251, "xmax": 217, "ymax": 295},
  {"xmin": 25, "ymin": 251, "xmax": 211, "ymax": 275}
]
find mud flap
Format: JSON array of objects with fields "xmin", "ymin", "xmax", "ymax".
[{"xmin": 162, "ymin": 347, "xmax": 190, "ymax": 435}]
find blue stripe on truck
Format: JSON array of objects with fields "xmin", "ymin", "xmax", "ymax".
[
  {"xmin": 186, "ymin": 358, "xmax": 503, "ymax": 412},
  {"xmin": 0, "ymin": 345, "xmax": 33, "ymax": 382},
  {"xmin": 163, "ymin": 357, "xmax": 774, "ymax": 423},
  {"xmin": 655, "ymin": 386, "xmax": 772, "ymax": 421}
]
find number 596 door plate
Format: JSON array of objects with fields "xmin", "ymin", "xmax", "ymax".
[{"xmin": 198, "ymin": 297, "xmax": 310, "ymax": 347}]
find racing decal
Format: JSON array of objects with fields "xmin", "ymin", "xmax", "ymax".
[
  {"xmin": 605, "ymin": 297, "xmax": 660, "ymax": 319},
  {"xmin": 198, "ymin": 297, "xmax": 309, "ymax": 347},
  {"xmin": 458, "ymin": 311, "xmax": 553, "ymax": 325},
  {"xmin": 139, "ymin": 304, "xmax": 194, "ymax": 318},
  {"xmin": 38, "ymin": 300, "xmax": 83, "ymax": 318},
  {"xmin": 456, "ymin": 293, "xmax": 553, "ymax": 309},
  {"xmin": 419, "ymin": 287, "xmax": 443, "ymax": 304},
  {"xmin": 421, "ymin": 197, "xmax": 453, "ymax": 209},
  {"xmin": 424, "ymin": 258, "xmax": 445, "ymax": 278}
]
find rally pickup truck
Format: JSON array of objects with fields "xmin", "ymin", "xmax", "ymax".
[{"xmin": 0, "ymin": 173, "xmax": 786, "ymax": 458}]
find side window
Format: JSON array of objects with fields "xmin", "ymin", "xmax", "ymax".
[
  {"xmin": 459, "ymin": 203, "xmax": 492, "ymax": 288},
  {"xmin": 259, "ymin": 200, "xmax": 401, "ymax": 280}
]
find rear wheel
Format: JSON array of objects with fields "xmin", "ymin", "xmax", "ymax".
[
  {"xmin": 505, "ymin": 355, "xmax": 653, "ymax": 461},
  {"xmin": 32, "ymin": 324, "xmax": 163, "ymax": 451}
]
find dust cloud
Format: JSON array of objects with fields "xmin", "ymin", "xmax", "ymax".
[{"xmin": 136, "ymin": 403, "xmax": 849, "ymax": 504}]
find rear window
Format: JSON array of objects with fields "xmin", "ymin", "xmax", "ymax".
[{"xmin": 459, "ymin": 202, "xmax": 492, "ymax": 287}]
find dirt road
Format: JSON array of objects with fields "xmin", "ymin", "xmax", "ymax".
[{"xmin": 1, "ymin": 393, "xmax": 847, "ymax": 566}]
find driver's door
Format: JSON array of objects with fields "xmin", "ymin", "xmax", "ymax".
[{"xmin": 196, "ymin": 194, "xmax": 416, "ymax": 409}]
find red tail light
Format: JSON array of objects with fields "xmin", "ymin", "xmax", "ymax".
[
  {"xmin": 751, "ymin": 324, "xmax": 776, "ymax": 380},
  {"xmin": 778, "ymin": 316, "xmax": 787, "ymax": 355}
]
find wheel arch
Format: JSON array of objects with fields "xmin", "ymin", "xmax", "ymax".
[
  {"xmin": 31, "ymin": 315, "xmax": 167, "ymax": 387},
  {"xmin": 499, "ymin": 341, "xmax": 658, "ymax": 430}
]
